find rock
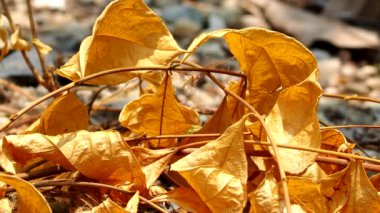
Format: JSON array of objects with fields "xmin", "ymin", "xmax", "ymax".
[
  {"xmin": 172, "ymin": 18, "xmax": 202, "ymax": 38},
  {"xmin": 0, "ymin": 49, "xmax": 57, "ymax": 86},
  {"xmin": 207, "ymin": 14, "xmax": 227, "ymax": 31},
  {"xmin": 312, "ymin": 48, "xmax": 331, "ymax": 61},
  {"xmin": 365, "ymin": 77, "xmax": 380, "ymax": 90},
  {"xmin": 241, "ymin": 14, "xmax": 270, "ymax": 29},
  {"xmin": 368, "ymin": 89, "xmax": 380, "ymax": 99},
  {"xmin": 152, "ymin": 0, "xmax": 178, "ymax": 8},
  {"xmin": 198, "ymin": 42, "xmax": 226, "ymax": 62},
  {"xmin": 317, "ymin": 58, "xmax": 341, "ymax": 88},
  {"xmin": 344, "ymin": 82, "xmax": 370, "ymax": 95},
  {"xmin": 340, "ymin": 62, "xmax": 357, "ymax": 78},
  {"xmin": 211, "ymin": 8, "xmax": 242, "ymax": 28},
  {"xmin": 356, "ymin": 65, "xmax": 378, "ymax": 81},
  {"xmin": 161, "ymin": 5, "xmax": 205, "ymax": 26},
  {"xmin": 34, "ymin": 0, "xmax": 66, "ymax": 10}
]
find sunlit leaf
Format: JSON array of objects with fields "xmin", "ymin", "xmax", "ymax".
[
  {"xmin": 0, "ymin": 173, "xmax": 52, "ymax": 213},
  {"xmin": 24, "ymin": 92, "xmax": 88, "ymax": 135},
  {"xmin": 10, "ymin": 26, "xmax": 31, "ymax": 51},
  {"xmin": 0, "ymin": 16, "xmax": 9, "ymax": 61},
  {"xmin": 91, "ymin": 198, "xmax": 126, "ymax": 213},
  {"xmin": 3, "ymin": 130, "xmax": 145, "ymax": 188},
  {"xmin": 56, "ymin": 0, "xmax": 184, "ymax": 85},
  {"xmin": 185, "ymin": 80, "xmax": 245, "ymax": 144},
  {"xmin": 265, "ymin": 81, "xmax": 322, "ymax": 174},
  {"xmin": 151, "ymin": 187, "xmax": 210, "ymax": 213},
  {"xmin": 125, "ymin": 191, "xmax": 139, "ymax": 213},
  {"xmin": 171, "ymin": 116, "xmax": 248, "ymax": 212},
  {"xmin": 119, "ymin": 75, "xmax": 199, "ymax": 148},
  {"xmin": 183, "ymin": 27, "xmax": 318, "ymax": 115},
  {"xmin": 287, "ymin": 177, "xmax": 326, "ymax": 212},
  {"xmin": 32, "ymin": 39, "xmax": 52, "ymax": 55}
]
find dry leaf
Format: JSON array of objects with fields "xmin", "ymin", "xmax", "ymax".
[
  {"xmin": 320, "ymin": 160, "xmax": 380, "ymax": 212},
  {"xmin": 91, "ymin": 198, "xmax": 126, "ymax": 213},
  {"xmin": 184, "ymin": 27, "xmax": 318, "ymax": 115},
  {"xmin": 10, "ymin": 26, "xmax": 31, "ymax": 51},
  {"xmin": 248, "ymin": 169, "xmax": 282, "ymax": 212},
  {"xmin": 32, "ymin": 39, "xmax": 52, "ymax": 55},
  {"xmin": 0, "ymin": 173, "xmax": 52, "ymax": 213},
  {"xmin": 319, "ymin": 129, "xmax": 355, "ymax": 174},
  {"xmin": 56, "ymin": 0, "xmax": 184, "ymax": 85},
  {"xmin": 125, "ymin": 191, "xmax": 139, "ymax": 213},
  {"xmin": 185, "ymin": 80, "xmax": 245, "ymax": 143},
  {"xmin": 0, "ymin": 198, "xmax": 12, "ymax": 213},
  {"xmin": 265, "ymin": 81, "xmax": 322, "ymax": 174},
  {"xmin": 119, "ymin": 75, "xmax": 199, "ymax": 148},
  {"xmin": 24, "ymin": 92, "xmax": 88, "ymax": 135},
  {"xmin": 341, "ymin": 160, "xmax": 380, "ymax": 212},
  {"xmin": 3, "ymin": 130, "xmax": 145, "ymax": 187},
  {"xmin": 287, "ymin": 177, "xmax": 327, "ymax": 212},
  {"xmin": 0, "ymin": 16, "xmax": 9, "ymax": 61},
  {"xmin": 151, "ymin": 187, "xmax": 210, "ymax": 213},
  {"xmin": 171, "ymin": 116, "xmax": 248, "ymax": 212}
]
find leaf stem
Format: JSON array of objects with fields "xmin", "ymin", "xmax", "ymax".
[{"xmin": 323, "ymin": 93, "xmax": 380, "ymax": 104}]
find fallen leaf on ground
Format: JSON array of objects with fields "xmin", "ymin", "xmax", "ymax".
[
  {"xmin": 3, "ymin": 130, "xmax": 145, "ymax": 188},
  {"xmin": 0, "ymin": 173, "xmax": 52, "ymax": 213},
  {"xmin": 24, "ymin": 92, "xmax": 88, "ymax": 135},
  {"xmin": 171, "ymin": 116, "xmax": 248, "ymax": 212},
  {"xmin": 56, "ymin": 0, "xmax": 184, "ymax": 85},
  {"xmin": 119, "ymin": 75, "xmax": 199, "ymax": 148}
]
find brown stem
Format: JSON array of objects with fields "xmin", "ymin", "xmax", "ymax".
[
  {"xmin": 0, "ymin": 0, "xmax": 45, "ymax": 85},
  {"xmin": 26, "ymin": 0, "xmax": 57, "ymax": 91},
  {"xmin": 6, "ymin": 180, "xmax": 167, "ymax": 213},
  {"xmin": 0, "ymin": 66, "xmax": 246, "ymax": 132},
  {"xmin": 323, "ymin": 93, "xmax": 380, "ymax": 104}
]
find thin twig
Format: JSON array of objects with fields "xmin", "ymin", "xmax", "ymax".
[
  {"xmin": 86, "ymin": 85, "xmax": 110, "ymax": 116},
  {"xmin": 6, "ymin": 181, "xmax": 167, "ymax": 213},
  {"xmin": 321, "ymin": 125, "xmax": 380, "ymax": 129},
  {"xmin": 323, "ymin": 93, "xmax": 380, "ymax": 104},
  {"xmin": 0, "ymin": 0, "xmax": 45, "ymax": 86},
  {"xmin": 0, "ymin": 77, "xmax": 39, "ymax": 102},
  {"xmin": 26, "ymin": 0, "xmax": 57, "ymax": 91},
  {"xmin": 205, "ymin": 73, "xmax": 292, "ymax": 212},
  {"xmin": 0, "ymin": 66, "xmax": 246, "ymax": 132}
]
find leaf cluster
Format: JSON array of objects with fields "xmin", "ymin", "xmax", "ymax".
[{"xmin": 0, "ymin": 0, "xmax": 380, "ymax": 212}]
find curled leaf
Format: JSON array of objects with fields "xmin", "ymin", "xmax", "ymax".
[
  {"xmin": 10, "ymin": 26, "xmax": 31, "ymax": 51},
  {"xmin": 32, "ymin": 39, "xmax": 52, "ymax": 55},
  {"xmin": 119, "ymin": 75, "xmax": 199, "ymax": 148},
  {"xmin": 0, "ymin": 173, "xmax": 52, "ymax": 213},
  {"xmin": 171, "ymin": 116, "xmax": 248, "ymax": 212},
  {"xmin": 25, "ymin": 92, "xmax": 88, "ymax": 135},
  {"xmin": 3, "ymin": 130, "xmax": 145, "ymax": 188},
  {"xmin": 56, "ymin": 0, "xmax": 184, "ymax": 85}
]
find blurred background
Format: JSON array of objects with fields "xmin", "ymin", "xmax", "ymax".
[{"xmin": 0, "ymin": 0, "xmax": 380, "ymax": 155}]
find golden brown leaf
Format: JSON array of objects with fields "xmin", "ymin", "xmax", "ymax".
[
  {"xmin": 265, "ymin": 81, "xmax": 322, "ymax": 174},
  {"xmin": 183, "ymin": 28, "xmax": 318, "ymax": 115},
  {"xmin": 341, "ymin": 160, "xmax": 380, "ymax": 212},
  {"xmin": 151, "ymin": 187, "xmax": 210, "ymax": 213},
  {"xmin": 0, "ymin": 16, "xmax": 9, "ymax": 61},
  {"xmin": 25, "ymin": 92, "xmax": 88, "ymax": 135},
  {"xmin": 119, "ymin": 75, "xmax": 199, "ymax": 148},
  {"xmin": 3, "ymin": 130, "xmax": 145, "ymax": 187},
  {"xmin": 248, "ymin": 169, "xmax": 281, "ymax": 213},
  {"xmin": 287, "ymin": 177, "xmax": 327, "ymax": 212},
  {"xmin": 0, "ymin": 198, "xmax": 12, "ymax": 213},
  {"xmin": 91, "ymin": 198, "xmax": 126, "ymax": 213},
  {"xmin": 320, "ymin": 160, "xmax": 380, "ymax": 212},
  {"xmin": 125, "ymin": 191, "xmax": 139, "ymax": 213},
  {"xmin": 32, "ymin": 39, "xmax": 52, "ymax": 55},
  {"xmin": 185, "ymin": 80, "xmax": 245, "ymax": 143},
  {"xmin": 56, "ymin": 0, "xmax": 184, "ymax": 85},
  {"xmin": 171, "ymin": 116, "xmax": 248, "ymax": 212},
  {"xmin": 10, "ymin": 26, "xmax": 31, "ymax": 51},
  {"xmin": 0, "ymin": 173, "xmax": 52, "ymax": 213}
]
